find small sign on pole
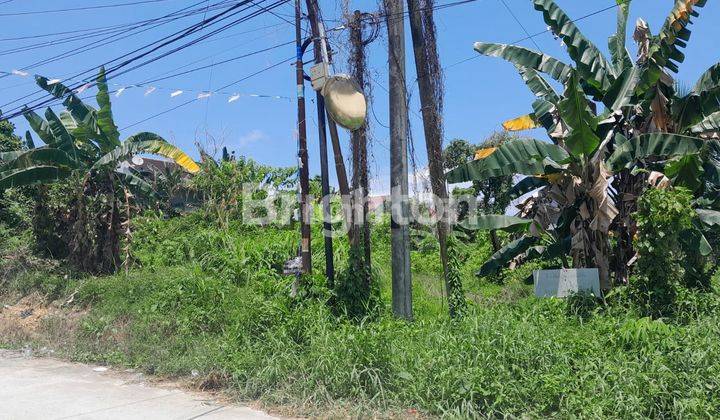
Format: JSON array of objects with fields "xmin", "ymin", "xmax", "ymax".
[
  {"xmin": 309, "ymin": 63, "xmax": 328, "ymax": 91},
  {"xmin": 283, "ymin": 256, "xmax": 304, "ymax": 276}
]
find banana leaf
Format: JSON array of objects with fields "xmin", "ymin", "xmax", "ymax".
[
  {"xmin": 93, "ymin": 133, "xmax": 200, "ymax": 173},
  {"xmin": 115, "ymin": 169, "xmax": 157, "ymax": 199},
  {"xmin": 22, "ymin": 107, "xmax": 55, "ymax": 145},
  {"xmin": 674, "ymin": 86, "xmax": 720, "ymax": 132},
  {"xmin": 0, "ymin": 165, "xmax": 72, "ymax": 190},
  {"xmin": 95, "ymin": 66, "xmax": 121, "ymax": 147},
  {"xmin": 474, "ymin": 42, "xmax": 573, "ymax": 84},
  {"xmin": 525, "ymin": 236, "xmax": 571, "ymax": 263},
  {"xmin": 505, "ymin": 176, "xmax": 548, "ymax": 201},
  {"xmin": 636, "ymin": 0, "xmax": 707, "ymax": 98},
  {"xmin": 516, "ymin": 66, "xmax": 559, "ymax": 102},
  {"xmin": 689, "ymin": 111, "xmax": 720, "ymax": 134},
  {"xmin": 697, "ymin": 209, "xmax": 720, "ymax": 227},
  {"xmin": 657, "ymin": 0, "xmax": 707, "ymax": 73},
  {"xmin": 25, "ymin": 131, "xmax": 35, "ymax": 149},
  {"xmin": 665, "ymin": 154, "xmax": 704, "ymax": 192},
  {"xmin": 476, "ymin": 235, "xmax": 539, "ymax": 277},
  {"xmin": 459, "ymin": 214, "xmax": 532, "ymax": 232},
  {"xmin": 0, "ymin": 148, "xmax": 77, "ymax": 173},
  {"xmin": 693, "ymin": 62, "xmax": 720, "ymax": 94},
  {"xmin": 559, "ymin": 72, "xmax": 601, "ymax": 158},
  {"xmin": 502, "ymin": 114, "xmax": 539, "ymax": 131},
  {"xmin": 608, "ymin": 0, "xmax": 633, "ymax": 74},
  {"xmin": 35, "ymin": 75, "xmax": 73, "ymax": 99},
  {"xmin": 59, "ymin": 111, "xmax": 77, "ymax": 132},
  {"xmin": 603, "ymin": 66, "xmax": 641, "ymax": 111},
  {"xmin": 533, "ymin": 0, "xmax": 615, "ymax": 94},
  {"xmin": 606, "ymin": 133, "xmax": 705, "ymax": 172},
  {"xmin": 531, "ymin": 98, "xmax": 562, "ymax": 138},
  {"xmin": 446, "ymin": 138, "xmax": 568, "ymax": 183},
  {"xmin": 44, "ymin": 108, "xmax": 74, "ymax": 147}
]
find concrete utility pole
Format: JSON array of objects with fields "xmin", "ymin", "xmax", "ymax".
[
  {"xmin": 305, "ymin": 0, "xmax": 334, "ymax": 287},
  {"xmin": 385, "ymin": 0, "xmax": 413, "ymax": 320},
  {"xmin": 406, "ymin": 0, "xmax": 462, "ymax": 316},
  {"xmin": 349, "ymin": 10, "xmax": 372, "ymax": 276},
  {"xmin": 295, "ymin": 0, "xmax": 311, "ymax": 273}
]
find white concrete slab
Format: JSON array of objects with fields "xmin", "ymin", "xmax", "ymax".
[
  {"xmin": 0, "ymin": 350, "xmax": 277, "ymax": 420},
  {"xmin": 533, "ymin": 268, "xmax": 601, "ymax": 298}
]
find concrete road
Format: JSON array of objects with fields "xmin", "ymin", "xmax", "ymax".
[{"xmin": 0, "ymin": 350, "xmax": 277, "ymax": 420}]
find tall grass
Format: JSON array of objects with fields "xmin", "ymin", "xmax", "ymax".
[
  {"xmin": 67, "ymin": 265, "xmax": 720, "ymax": 418},
  {"xmin": 4, "ymin": 213, "xmax": 720, "ymax": 417}
]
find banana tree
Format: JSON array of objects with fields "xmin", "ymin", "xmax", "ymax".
[
  {"xmin": 0, "ymin": 68, "xmax": 199, "ymax": 191},
  {"xmin": 449, "ymin": 0, "xmax": 718, "ymax": 288},
  {"xmin": 0, "ymin": 67, "xmax": 199, "ymax": 272}
]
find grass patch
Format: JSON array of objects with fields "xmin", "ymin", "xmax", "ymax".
[{"xmin": 2, "ymin": 214, "xmax": 720, "ymax": 417}]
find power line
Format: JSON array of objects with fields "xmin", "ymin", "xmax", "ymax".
[
  {"xmin": 444, "ymin": 0, "xmax": 630, "ymax": 70},
  {"xmin": 120, "ymin": 56, "xmax": 293, "ymax": 129},
  {"xmin": 0, "ymin": 1, "xmax": 244, "ymax": 56},
  {"xmin": 0, "ymin": 0, "xmax": 229, "ymax": 111},
  {"xmin": 0, "ymin": 0, "xmax": 240, "ymax": 42},
  {"xmin": 0, "ymin": 21, "xmax": 288, "ymax": 92},
  {"xmin": 0, "ymin": 0, "xmax": 178, "ymax": 17},
  {"xmin": 1, "ymin": 0, "xmax": 287, "ymax": 119},
  {"xmin": 0, "ymin": 0, "xmax": 223, "ymax": 80},
  {"xmin": 0, "ymin": 0, "xmax": 267, "ymax": 111},
  {"xmin": 135, "ymin": 40, "xmax": 294, "ymax": 85},
  {"xmin": 497, "ymin": 0, "xmax": 543, "ymax": 52}
]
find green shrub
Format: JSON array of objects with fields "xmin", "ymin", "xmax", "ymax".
[
  {"xmin": 131, "ymin": 212, "xmax": 296, "ymax": 284},
  {"xmin": 631, "ymin": 187, "xmax": 714, "ymax": 317}
]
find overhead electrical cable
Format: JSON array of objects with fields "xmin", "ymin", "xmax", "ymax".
[
  {"xmin": 120, "ymin": 56, "xmax": 293, "ymax": 129},
  {"xmin": 0, "ymin": 0, "xmax": 240, "ymax": 42},
  {"xmin": 0, "ymin": 21, "xmax": 288, "ymax": 92},
  {"xmin": 444, "ymin": 0, "xmax": 632, "ymax": 69},
  {"xmin": 0, "ymin": 0, "xmax": 231, "ymax": 110},
  {"xmin": 0, "ymin": 0, "xmax": 222, "ymax": 80},
  {"xmin": 1, "ymin": 0, "xmax": 290, "ymax": 119},
  {"xmin": 0, "ymin": 0, "xmax": 266, "ymax": 112},
  {"xmin": 0, "ymin": 0, "xmax": 245, "ymax": 56},
  {"xmin": 0, "ymin": 0, "xmax": 179, "ymax": 17}
]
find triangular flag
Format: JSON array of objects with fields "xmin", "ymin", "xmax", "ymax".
[
  {"xmin": 144, "ymin": 86, "xmax": 156, "ymax": 96},
  {"xmin": 170, "ymin": 90, "xmax": 183, "ymax": 98},
  {"xmin": 75, "ymin": 83, "xmax": 91, "ymax": 94},
  {"xmin": 115, "ymin": 87, "xmax": 126, "ymax": 97},
  {"xmin": 197, "ymin": 92, "xmax": 211, "ymax": 99},
  {"xmin": 11, "ymin": 69, "xmax": 28, "ymax": 77},
  {"xmin": 228, "ymin": 94, "xmax": 240, "ymax": 103},
  {"xmin": 47, "ymin": 79, "xmax": 61, "ymax": 85}
]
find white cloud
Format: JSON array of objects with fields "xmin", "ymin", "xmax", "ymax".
[{"xmin": 237, "ymin": 129, "xmax": 267, "ymax": 148}]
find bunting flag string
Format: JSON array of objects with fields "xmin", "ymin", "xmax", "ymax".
[
  {"xmin": 108, "ymin": 83, "xmax": 290, "ymax": 102},
  {"xmin": 0, "ymin": 67, "xmax": 291, "ymax": 106}
]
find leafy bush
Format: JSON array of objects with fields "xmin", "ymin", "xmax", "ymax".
[
  {"xmin": 631, "ymin": 187, "xmax": 714, "ymax": 317},
  {"xmin": 131, "ymin": 212, "xmax": 297, "ymax": 284}
]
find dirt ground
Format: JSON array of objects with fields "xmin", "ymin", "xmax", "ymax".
[{"xmin": 0, "ymin": 292, "xmax": 85, "ymax": 354}]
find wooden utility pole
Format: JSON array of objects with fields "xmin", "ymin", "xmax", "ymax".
[
  {"xmin": 305, "ymin": 0, "xmax": 353, "ymax": 240},
  {"xmin": 385, "ymin": 0, "xmax": 413, "ymax": 320},
  {"xmin": 295, "ymin": 0, "xmax": 311, "ymax": 273},
  {"xmin": 349, "ymin": 10, "xmax": 372, "ymax": 275},
  {"xmin": 407, "ymin": 0, "xmax": 464, "ymax": 317},
  {"xmin": 305, "ymin": 0, "xmax": 334, "ymax": 287}
]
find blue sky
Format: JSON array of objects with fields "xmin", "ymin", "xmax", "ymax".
[{"xmin": 1, "ymin": 0, "xmax": 719, "ymax": 194}]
